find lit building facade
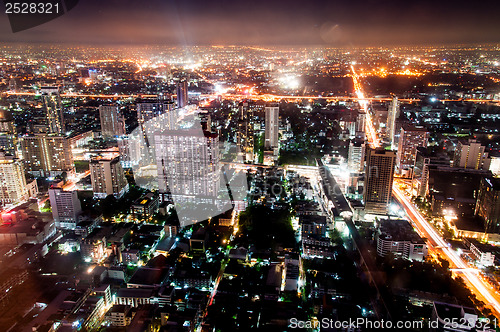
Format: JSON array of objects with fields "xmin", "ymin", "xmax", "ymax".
[
  {"xmin": 0, "ymin": 151, "xmax": 28, "ymax": 206},
  {"xmin": 137, "ymin": 100, "xmax": 175, "ymax": 125},
  {"xmin": 41, "ymin": 86, "xmax": 65, "ymax": 135},
  {"xmin": 155, "ymin": 129, "xmax": 220, "ymax": 199},
  {"xmin": 376, "ymin": 219, "xmax": 428, "ymax": 261},
  {"xmin": 364, "ymin": 148, "xmax": 396, "ymax": 215},
  {"xmin": 453, "ymin": 139, "xmax": 490, "ymax": 170},
  {"xmin": 347, "ymin": 139, "xmax": 365, "ymax": 172},
  {"xmin": 0, "ymin": 108, "xmax": 16, "ymax": 156},
  {"xmin": 264, "ymin": 105, "xmax": 279, "ymax": 149},
  {"xmin": 386, "ymin": 96, "xmax": 400, "ymax": 148},
  {"xmin": 21, "ymin": 134, "xmax": 74, "ymax": 177},
  {"xmin": 396, "ymin": 124, "xmax": 429, "ymax": 174},
  {"xmin": 99, "ymin": 105, "xmax": 126, "ymax": 138},
  {"xmin": 475, "ymin": 177, "xmax": 500, "ymax": 234},
  {"xmin": 237, "ymin": 101, "xmax": 255, "ymax": 163},
  {"xmin": 90, "ymin": 156, "xmax": 128, "ymax": 199},
  {"xmin": 176, "ymin": 80, "xmax": 188, "ymax": 108},
  {"xmin": 49, "ymin": 187, "xmax": 82, "ymax": 229}
]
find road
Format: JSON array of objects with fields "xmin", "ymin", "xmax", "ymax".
[
  {"xmin": 5, "ymin": 91, "xmax": 500, "ymax": 104},
  {"xmin": 198, "ymin": 209, "xmax": 238, "ymax": 331},
  {"xmin": 351, "ymin": 64, "xmax": 500, "ymax": 318},
  {"xmin": 393, "ymin": 185, "xmax": 500, "ymax": 317}
]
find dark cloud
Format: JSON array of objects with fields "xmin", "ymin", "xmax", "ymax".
[{"xmin": 0, "ymin": 0, "xmax": 499, "ymax": 45}]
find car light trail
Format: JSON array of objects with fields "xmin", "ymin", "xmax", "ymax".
[
  {"xmin": 351, "ymin": 65, "xmax": 381, "ymax": 147},
  {"xmin": 393, "ymin": 185, "xmax": 500, "ymax": 316},
  {"xmin": 353, "ymin": 64, "xmax": 500, "ymax": 317}
]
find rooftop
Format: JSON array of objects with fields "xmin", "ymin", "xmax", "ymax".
[
  {"xmin": 116, "ymin": 288, "xmax": 154, "ymax": 298},
  {"xmin": 378, "ymin": 219, "xmax": 425, "ymax": 243},
  {"xmin": 128, "ymin": 267, "xmax": 168, "ymax": 287}
]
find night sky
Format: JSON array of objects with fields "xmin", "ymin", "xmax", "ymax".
[{"xmin": 0, "ymin": 0, "xmax": 499, "ymax": 46}]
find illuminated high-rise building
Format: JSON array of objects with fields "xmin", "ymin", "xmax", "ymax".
[
  {"xmin": 41, "ymin": 86, "xmax": 65, "ymax": 135},
  {"xmin": 475, "ymin": 177, "xmax": 500, "ymax": 233},
  {"xmin": 49, "ymin": 187, "xmax": 82, "ymax": 229},
  {"xmin": 176, "ymin": 79, "xmax": 188, "ymax": 109},
  {"xmin": 347, "ymin": 139, "xmax": 365, "ymax": 172},
  {"xmin": 386, "ymin": 96, "xmax": 400, "ymax": 148},
  {"xmin": 364, "ymin": 148, "xmax": 396, "ymax": 215},
  {"xmin": 237, "ymin": 101, "xmax": 255, "ymax": 162},
  {"xmin": 90, "ymin": 156, "xmax": 128, "ymax": 199},
  {"xmin": 155, "ymin": 129, "xmax": 220, "ymax": 199},
  {"xmin": 453, "ymin": 139, "xmax": 490, "ymax": 170},
  {"xmin": 154, "ymin": 128, "xmax": 226, "ymax": 227},
  {"xmin": 0, "ymin": 108, "xmax": 16, "ymax": 156},
  {"xmin": 99, "ymin": 105, "xmax": 126, "ymax": 138},
  {"xmin": 21, "ymin": 134, "xmax": 74, "ymax": 177},
  {"xmin": 396, "ymin": 124, "xmax": 429, "ymax": 174},
  {"xmin": 264, "ymin": 105, "xmax": 279, "ymax": 149},
  {"xmin": 0, "ymin": 151, "xmax": 27, "ymax": 207},
  {"xmin": 356, "ymin": 112, "xmax": 366, "ymax": 133}
]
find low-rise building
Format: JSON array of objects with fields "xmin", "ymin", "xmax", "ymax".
[
  {"xmin": 302, "ymin": 237, "xmax": 336, "ymax": 259},
  {"xmin": 106, "ymin": 304, "xmax": 134, "ymax": 327},
  {"xmin": 284, "ymin": 254, "xmax": 300, "ymax": 291},
  {"xmin": 300, "ymin": 215, "xmax": 327, "ymax": 238},
  {"xmin": 431, "ymin": 301, "xmax": 477, "ymax": 332},
  {"xmin": 81, "ymin": 228, "xmax": 108, "ymax": 263},
  {"xmin": 0, "ymin": 207, "xmax": 56, "ymax": 245},
  {"xmin": 130, "ymin": 193, "xmax": 159, "ymax": 222},
  {"xmin": 115, "ymin": 288, "xmax": 154, "ymax": 307},
  {"xmin": 465, "ymin": 238, "xmax": 497, "ymax": 267},
  {"xmin": 172, "ymin": 269, "xmax": 213, "ymax": 290},
  {"xmin": 127, "ymin": 267, "xmax": 169, "ymax": 289},
  {"xmin": 375, "ymin": 219, "xmax": 428, "ymax": 261}
]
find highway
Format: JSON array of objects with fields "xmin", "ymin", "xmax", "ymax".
[
  {"xmin": 351, "ymin": 64, "xmax": 500, "ymax": 318},
  {"xmin": 393, "ymin": 185, "xmax": 500, "ymax": 317},
  {"xmin": 5, "ymin": 91, "xmax": 500, "ymax": 104},
  {"xmin": 351, "ymin": 65, "xmax": 381, "ymax": 148}
]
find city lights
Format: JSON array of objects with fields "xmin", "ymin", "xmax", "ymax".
[{"xmin": 0, "ymin": 2, "xmax": 499, "ymax": 330}]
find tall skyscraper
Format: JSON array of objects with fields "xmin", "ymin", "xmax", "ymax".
[
  {"xmin": 412, "ymin": 147, "xmax": 450, "ymax": 197},
  {"xmin": 21, "ymin": 134, "xmax": 74, "ymax": 177},
  {"xmin": 264, "ymin": 105, "xmax": 279, "ymax": 149},
  {"xmin": 347, "ymin": 139, "xmax": 365, "ymax": 172},
  {"xmin": 396, "ymin": 124, "xmax": 429, "ymax": 174},
  {"xmin": 99, "ymin": 105, "xmax": 126, "ymax": 138},
  {"xmin": 475, "ymin": 177, "xmax": 500, "ymax": 233},
  {"xmin": 0, "ymin": 108, "xmax": 16, "ymax": 156},
  {"xmin": 90, "ymin": 156, "xmax": 128, "ymax": 199},
  {"xmin": 453, "ymin": 139, "xmax": 490, "ymax": 170},
  {"xmin": 237, "ymin": 101, "xmax": 255, "ymax": 162},
  {"xmin": 364, "ymin": 148, "xmax": 396, "ymax": 215},
  {"xmin": 356, "ymin": 112, "xmax": 366, "ymax": 134},
  {"xmin": 155, "ymin": 128, "xmax": 227, "ymax": 227},
  {"xmin": 0, "ymin": 151, "xmax": 28, "ymax": 207},
  {"xmin": 176, "ymin": 80, "xmax": 188, "ymax": 109},
  {"xmin": 41, "ymin": 86, "xmax": 65, "ymax": 135},
  {"xmin": 49, "ymin": 187, "xmax": 82, "ymax": 229},
  {"xmin": 155, "ymin": 129, "xmax": 220, "ymax": 198},
  {"xmin": 386, "ymin": 96, "xmax": 400, "ymax": 148}
]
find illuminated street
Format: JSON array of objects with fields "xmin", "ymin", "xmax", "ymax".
[{"xmin": 353, "ymin": 69, "xmax": 500, "ymax": 318}]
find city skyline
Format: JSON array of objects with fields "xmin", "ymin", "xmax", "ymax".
[{"xmin": 1, "ymin": 2, "xmax": 500, "ymax": 329}]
